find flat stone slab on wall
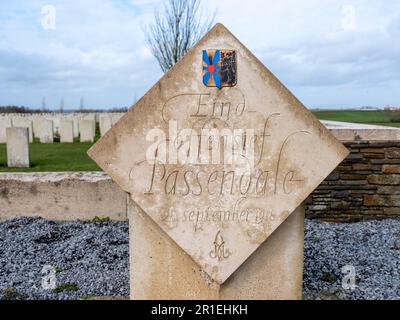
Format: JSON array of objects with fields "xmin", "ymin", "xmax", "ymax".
[
  {"xmin": 0, "ymin": 172, "xmax": 127, "ymax": 221},
  {"xmin": 322, "ymin": 121, "xmax": 400, "ymax": 141}
]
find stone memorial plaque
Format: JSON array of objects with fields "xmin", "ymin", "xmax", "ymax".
[{"xmin": 88, "ymin": 24, "xmax": 349, "ymax": 284}]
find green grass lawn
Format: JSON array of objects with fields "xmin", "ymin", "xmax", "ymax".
[
  {"xmin": 0, "ymin": 141, "xmax": 101, "ymax": 172},
  {"xmin": 313, "ymin": 110, "xmax": 400, "ymax": 127}
]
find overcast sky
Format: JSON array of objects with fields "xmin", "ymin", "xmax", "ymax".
[{"xmin": 0, "ymin": 0, "xmax": 399, "ymax": 110}]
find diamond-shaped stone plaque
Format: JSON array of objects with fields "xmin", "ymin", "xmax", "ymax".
[{"xmin": 88, "ymin": 24, "xmax": 349, "ymax": 284}]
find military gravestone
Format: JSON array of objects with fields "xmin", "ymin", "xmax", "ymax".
[
  {"xmin": 7, "ymin": 127, "xmax": 30, "ymax": 168},
  {"xmin": 60, "ymin": 119, "xmax": 74, "ymax": 143},
  {"xmin": 39, "ymin": 119, "xmax": 54, "ymax": 143},
  {"xmin": 79, "ymin": 119, "xmax": 95, "ymax": 143},
  {"xmin": 89, "ymin": 24, "xmax": 348, "ymax": 299}
]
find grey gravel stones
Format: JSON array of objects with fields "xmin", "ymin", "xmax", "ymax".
[
  {"xmin": 303, "ymin": 218, "xmax": 400, "ymax": 300},
  {"xmin": 0, "ymin": 217, "xmax": 129, "ymax": 300},
  {"xmin": 0, "ymin": 217, "xmax": 399, "ymax": 300}
]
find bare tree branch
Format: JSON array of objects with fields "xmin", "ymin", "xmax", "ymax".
[{"xmin": 144, "ymin": 0, "xmax": 215, "ymax": 73}]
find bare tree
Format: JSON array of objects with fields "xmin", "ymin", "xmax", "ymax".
[
  {"xmin": 41, "ymin": 97, "xmax": 46, "ymax": 111},
  {"xmin": 80, "ymin": 96, "xmax": 84, "ymax": 111},
  {"xmin": 145, "ymin": 0, "xmax": 214, "ymax": 73}
]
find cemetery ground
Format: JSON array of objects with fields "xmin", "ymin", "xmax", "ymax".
[
  {"xmin": 1, "ymin": 110, "xmax": 399, "ymax": 300},
  {"xmin": 0, "ymin": 141, "xmax": 100, "ymax": 172},
  {"xmin": 0, "ymin": 216, "xmax": 399, "ymax": 300}
]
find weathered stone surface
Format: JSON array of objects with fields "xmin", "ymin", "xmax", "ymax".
[
  {"xmin": 129, "ymin": 198, "xmax": 304, "ymax": 300},
  {"xmin": 99, "ymin": 115, "xmax": 112, "ymax": 136},
  {"xmin": 32, "ymin": 117, "xmax": 41, "ymax": 138},
  {"xmin": 331, "ymin": 190, "xmax": 349, "ymax": 198},
  {"xmin": 60, "ymin": 120, "xmax": 74, "ymax": 143},
  {"xmin": 352, "ymin": 163, "xmax": 381, "ymax": 171},
  {"xmin": 39, "ymin": 119, "xmax": 54, "ymax": 143},
  {"xmin": 383, "ymin": 207, "xmax": 400, "ymax": 215},
  {"xmin": 340, "ymin": 174, "xmax": 366, "ymax": 180},
  {"xmin": 364, "ymin": 195, "xmax": 400, "ymax": 207},
  {"xmin": 0, "ymin": 117, "xmax": 12, "ymax": 143},
  {"xmin": 12, "ymin": 118, "xmax": 33, "ymax": 142},
  {"xmin": 334, "ymin": 180, "xmax": 368, "ymax": 185},
  {"xmin": 347, "ymin": 153, "xmax": 363, "ymax": 160},
  {"xmin": 371, "ymin": 159, "xmax": 400, "ymax": 164},
  {"xmin": 79, "ymin": 119, "xmax": 95, "ymax": 143},
  {"xmin": 330, "ymin": 201, "xmax": 349, "ymax": 210},
  {"xmin": 362, "ymin": 153, "xmax": 385, "ymax": 159},
  {"xmin": 306, "ymin": 141, "xmax": 400, "ymax": 222},
  {"xmin": 367, "ymin": 174, "xmax": 400, "ymax": 185},
  {"xmin": 349, "ymin": 189, "xmax": 376, "ymax": 194},
  {"xmin": 361, "ymin": 148, "xmax": 385, "ymax": 154},
  {"xmin": 329, "ymin": 129, "xmax": 400, "ymax": 141},
  {"xmin": 386, "ymin": 148, "xmax": 400, "ymax": 159},
  {"xmin": 129, "ymin": 199, "xmax": 219, "ymax": 300},
  {"xmin": 326, "ymin": 172, "xmax": 340, "ymax": 181},
  {"xmin": 382, "ymin": 165, "xmax": 400, "ymax": 174},
  {"xmin": 308, "ymin": 205, "xmax": 329, "ymax": 211},
  {"xmin": 111, "ymin": 113, "xmax": 123, "ymax": 125},
  {"xmin": 377, "ymin": 186, "xmax": 400, "ymax": 195},
  {"xmin": 89, "ymin": 24, "xmax": 348, "ymax": 283},
  {"xmin": 72, "ymin": 117, "xmax": 79, "ymax": 138},
  {"xmin": 83, "ymin": 114, "xmax": 96, "ymax": 133},
  {"xmin": 6, "ymin": 127, "xmax": 30, "ymax": 168},
  {"xmin": 0, "ymin": 172, "xmax": 126, "ymax": 221}
]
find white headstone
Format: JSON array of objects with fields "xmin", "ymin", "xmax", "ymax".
[
  {"xmin": 79, "ymin": 119, "xmax": 95, "ymax": 143},
  {"xmin": 111, "ymin": 113, "xmax": 123, "ymax": 125},
  {"xmin": 0, "ymin": 117, "xmax": 12, "ymax": 143},
  {"xmin": 39, "ymin": 119, "xmax": 54, "ymax": 143},
  {"xmin": 99, "ymin": 115, "xmax": 112, "ymax": 136},
  {"xmin": 71, "ymin": 116, "xmax": 79, "ymax": 138},
  {"xmin": 32, "ymin": 116, "xmax": 41, "ymax": 138},
  {"xmin": 12, "ymin": 118, "xmax": 33, "ymax": 143},
  {"xmin": 52, "ymin": 116, "xmax": 61, "ymax": 135},
  {"xmin": 6, "ymin": 127, "xmax": 30, "ymax": 168},
  {"xmin": 84, "ymin": 114, "xmax": 96, "ymax": 134},
  {"xmin": 60, "ymin": 120, "xmax": 74, "ymax": 143}
]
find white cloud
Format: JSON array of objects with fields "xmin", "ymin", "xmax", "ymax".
[{"xmin": 0, "ymin": 0, "xmax": 399, "ymax": 109}]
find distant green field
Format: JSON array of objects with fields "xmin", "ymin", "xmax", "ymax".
[
  {"xmin": 0, "ymin": 141, "xmax": 101, "ymax": 172},
  {"xmin": 312, "ymin": 110, "xmax": 400, "ymax": 127}
]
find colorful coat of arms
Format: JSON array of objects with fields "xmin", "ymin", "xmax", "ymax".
[{"xmin": 202, "ymin": 49, "xmax": 237, "ymax": 89}]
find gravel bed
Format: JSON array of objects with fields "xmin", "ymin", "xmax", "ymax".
[
  {"xmin": 0, "ymin": 217, "xmax": 399, "ymax": 300},
  {"xmin": 304, "ymin": 218, "xmax": 400, "ymax": 300},
  {"xmin": 0, "ymin": 217, "xmax": 129, "ymax": 300}
]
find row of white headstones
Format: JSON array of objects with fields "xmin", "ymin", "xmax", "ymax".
[
  {"xmin": 1, "ymin": 113, "xmax": 124, "ymax": 167},
  {"xmin": 0, "ymin": 112, "xmax": 124, "ymax": 144}
]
